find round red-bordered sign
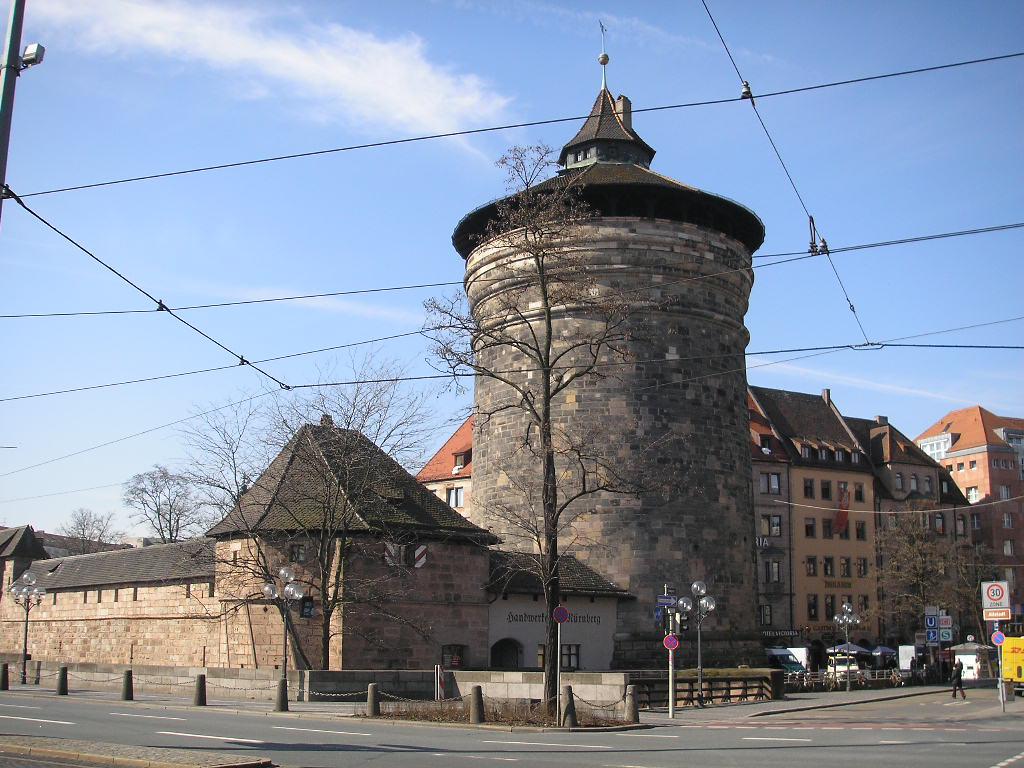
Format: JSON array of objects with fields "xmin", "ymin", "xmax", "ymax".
[
  {"xmin": 992, "ymin": 631, "xmax": 1006, "ymax": 646},
  {"xmin": 552, "ymin": 606, "xmax": 570, "ymax": 624},
  {"xmin": 663, "ymin": 634, "xmax": 680, "ymax": 651},
  {"xmin": 987, "ymin": 583, "xmax": 1006, "ymax": 602}
]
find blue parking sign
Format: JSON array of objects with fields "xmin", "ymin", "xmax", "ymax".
[
  {"xmin": 926, "ymin": 629, "xmax": 939, "ymax": 643},
  {"xmin": 925, "ymin": 616, "xmax": 938, "ymax": 629}
]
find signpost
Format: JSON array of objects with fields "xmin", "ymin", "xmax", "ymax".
[
  {"xmin": 983, "ymin": 583, "xmax": 1010, "ymax": 713},
  {"xmin": 659, "ymin": 586, "xmax": 680, "ymax": 719},
  {"xmin": 553, "ymin": 606, "xmax": 570, "ymax": 726}
]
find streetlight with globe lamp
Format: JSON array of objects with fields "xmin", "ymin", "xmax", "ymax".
[
  {"xmin": 8, "ymin": 571, "xmax": 46, "ymax": 684},
  {"xmin": 833, "ymin": 602, "xmax": 860, "ymax": 693},
  {"xmin": 677, "ymin": 580, "xmax": 716, "ymax": 706},
  {"xmin": 262, "ymin": 565, "xmax": 305, "ymax": 712}
]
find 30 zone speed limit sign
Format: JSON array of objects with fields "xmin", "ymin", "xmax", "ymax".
[{"xmin": 983, "ymin": 581, "xmax": 1010, "ymax": 609}]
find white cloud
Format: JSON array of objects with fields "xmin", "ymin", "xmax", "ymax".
[
  {"xmin": 757, "ymin": 362, "xmax": 1013, "ymax": 409},
  {"xmin": 33, "ymin": 0, "xmax": 511, "ymax": 137}
]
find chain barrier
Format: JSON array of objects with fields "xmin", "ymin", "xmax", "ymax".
[
  {"xmin": 379, "ymin": 689, "xmax": 467, "ymax": 704},
  {"xmin": 205, "ymin": 680, "xmax": 280, "ymax": 691},
  {"xmin": 570, "ymin": 690, "xmax": 626, "ymax": 710},
  {"xmin": 131, "ymin": 676, "xmax": 197, "ymax": 688},
  {"xmin": 306, "ymin": 689, "xmax": 368, "ymax": 699},
  {"xmin": 67, "ymin": 673, "xmax": 123, "ymax": 683}
]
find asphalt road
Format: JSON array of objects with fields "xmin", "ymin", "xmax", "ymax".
[{"xmin": 0, "ymin": 688, "xmax": 1022, "ymax": 768}]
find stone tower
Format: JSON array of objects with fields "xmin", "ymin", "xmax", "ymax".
[{"xmin": 452, "ymin": 71, "xmax": 765, "ymax": 667}]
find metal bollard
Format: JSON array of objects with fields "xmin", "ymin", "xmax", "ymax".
[
  {"xmin": 561, "ymin": 685, "xmax": 578, "ymax": 728},
  {"xmin": 468, "ymin": 685, "xmax": 484, "ymax": 724},
  {"xmin": 56, "ymin": 667, "xmax": 68, "ymax": 696},
  {"xmin": 366, "ymin": 683, "xmax": 379, "ymax": 717},
  {"xmin": 193, "ymin": 674, "xmax": 207, "ymax": 706},
  {"xmin": 121, "ymin": 670, "xmax": 134, "ymax": 701},
  {"xmin": 0, "ymin": 663, "xmax": 8, "ymax": 691},
  {"xmin": 624, "ymin": 684, "xmax": 639, "ymax": 724}
]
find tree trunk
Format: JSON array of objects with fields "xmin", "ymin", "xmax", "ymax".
[{"xmin": 541, "ymin": 415, "xmax": 560, "ymax": 714}]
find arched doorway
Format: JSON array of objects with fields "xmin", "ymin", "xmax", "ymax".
[{"xmin": 490, "ymin": 638, "xmax": 523, "ymax": 669}]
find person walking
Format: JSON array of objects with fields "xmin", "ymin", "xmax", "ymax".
[{"xmin": 951, "ymin": 659, "xmax": 966, "ymax": 700}]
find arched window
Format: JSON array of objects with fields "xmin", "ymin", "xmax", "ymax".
[{"xmin": 895, "ymin": 472, "xmax": 904, "ymax": 490}]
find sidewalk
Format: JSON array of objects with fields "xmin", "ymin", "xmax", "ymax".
[
  {"xmin": 640, "ymin": 685, "xmax": 955, "ymax": 723},
  {"xmin": 0, "ymin": 734, "xmax": 271, "ymax": 768}
]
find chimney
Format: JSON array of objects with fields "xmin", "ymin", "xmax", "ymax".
[
  {"xmin": 615, "ymin": 95, "xmax": 632, "ymax": 130},
  {"xmin": 875, "ymin": 415, "xmax": 888, "ymax": 425},
  {"xmin": 821, "ymin": 388, "xmax": 831, "ymax": 405},
  {"xmin": 320, "ymin": 414, "xmax": 334, "ymax": 428}
]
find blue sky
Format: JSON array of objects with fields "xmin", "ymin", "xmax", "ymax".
[{"xmin": 1, "ymin": 0, "xmax": 1022, "ymax": 536}]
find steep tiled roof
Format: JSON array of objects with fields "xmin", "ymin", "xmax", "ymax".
[
  {"xmin": 749, "ymin": 386, "xmax": 870, "ymax": 472},
  {"xmin": 916, "ymin": 405, "xmax": 1024, "ymax": 452},
  {"xmin": 208, "ymin": 420, "xmax": 495, "ymax": 542},
  {"xmin": 748, "ymin": 392, "xmax": 788, "ymax": 463},
  {"xmin": 558, "ymin": 88, "xmax": 655, "ymax": 166},
  {"xmin": 0, "ymin": 526, "xmax": 49, "ymax": 560},
  {"xmin": 488, "ymin": 550, "xmax": 630, "ymax": 597},
  {"xmin": 33, "ymin": 529, "xmax": 131, "ymax": 556},
  {"xmin": 417, "ymin": 416, "xmax": 474, "ymax": 483},
  {"xmin": 25, "ymin": 539, "xmax": 214, "ymax": 590},
  {"xmin": 845, "ymin": 417, "xmax": 935, "ymax": 467}
]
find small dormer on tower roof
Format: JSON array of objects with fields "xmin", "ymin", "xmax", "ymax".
[{"xmin": 559, "ymin": 87, "xmax": 656, "ymax": 169}]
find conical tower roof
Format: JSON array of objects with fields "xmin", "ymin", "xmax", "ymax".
[{"xmin": 558, "ymin": 87, "xmax": 655, "ymax": 168}]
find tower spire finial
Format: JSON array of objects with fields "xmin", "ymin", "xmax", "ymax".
[{"xmin": 598, "ymin": 20, "xmax": 609, "ymax": 91}]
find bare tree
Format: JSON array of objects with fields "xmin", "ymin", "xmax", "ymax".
[
  {"xmin": 424, "ymin": 145, "xmax": 646, "ymax": 708},
  {"xmin": 123, "ymin": 465, "xmax": 204, "ymax": 543},
  {"xmin": 57, "ymin": 508, "xmax": 123, "ymax": 555},
  {"xmin": 189, "ymin": 358, "xmax": 451, "ymax": 669},
  {"xmin": 876, "ymin": 507, "xmax": 997, "ymax": 644}
]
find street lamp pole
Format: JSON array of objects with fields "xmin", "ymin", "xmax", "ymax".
[
  {"xmin": 263, "ymin": 565, "xmax": 304, "ymax": 712},
  {"xmin": 833, "ymin": 602, "xmax": 861, "ymax": 693},
  {"xmin": 678, "ymin": 580, "xmax": 716, "ymax": 707},
  {"xmin": 7, "ymin": 570, "xmax": 45, "ymax": 685}
]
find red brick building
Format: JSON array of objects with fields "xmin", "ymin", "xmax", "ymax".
[{"xmin": 916, "ymin": 406, "xmax": 1024, "ymax": 619}]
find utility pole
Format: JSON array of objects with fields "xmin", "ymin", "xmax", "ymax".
[{"xmin": 0, "ymin": 0, "xmax": 44, "ymax": 228}]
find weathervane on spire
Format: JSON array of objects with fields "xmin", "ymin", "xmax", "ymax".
[{"xmin": 598, "ymin": 20, "xmax": 609, "ymax": 90}]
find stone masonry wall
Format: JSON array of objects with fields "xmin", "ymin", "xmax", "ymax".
[{"xmin": 465, "ymin": 217, "xmax": 761, "ymax": 668}]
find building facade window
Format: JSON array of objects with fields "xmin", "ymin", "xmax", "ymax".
[
  {"xmin": 838, "ymin": 520, "xmax": 850, "ymax": 540},
  {"xmin": 823, "ymin": 557, "xmax": 835, "ymax": 577},
  {"xmin": 971, "ymin": 513, "xmax": 981, "ymax": 530},
  {"xmin": 761, "ymin": 515, "xmax": 782, "ymax": 537},
  {"xmin": 910, "ymin": 474, "xmax": 919, "ymax": 491},
  {"xmin": 805, "ymin": 517, "xmax": 817, "ymax": 538},
  {"xmin": 288, "ymin": 543, "xmax": 306, "ymax": 563},
  {"xmin": 840, "ymin": 557, "xmax": 851, "ymax": 577},
  {"xmin": 1005, "ymin": 540, "xmax": 1015, "ymax": 556},
  {"xmin": 804, "ymin": 478, "xmax": 815, "ymax": 499},
  {"xmin": 855, "ymin": 520, "xmax": 866, "ymax": 540},
  {"xmin": 957, "ymin": 462, "xmax": 965, "ymax": 471},
  {"xmin": 1004, "ymin": 511, "xmax": 1014, "ymax": 529},
  {"xmin": 806, "ymin": 556, "xmax": 818, "ymax": 576},
  {"xmin": 1001, "ymin": 485, "xmax": 1012, "ymax": 500},
  {"xmin": 836, "ymin": 449, "xmax": 847, "ymax": 462},
  {"xmin": 857, "ymin": 557, "xmax": 869, "ymax": 577},
  {"xmin": 759, "ymin": 604, "xmax": 772, "ymax": 626},
  {"xmin": 852, "ymin": 451, "xmax": 861, "ymax": 465},
  {"xmin": 822, "ymin": 518, "xmax": 833, "ymax": 539},
  {"xmin": 819, "ymin": 447, "xmax": 830, "ymax": 461},
  {"xmin": 970, "ymin": 460, "xmax": 977, "ymax": 469},
  {"xmin": 821, "ymin": 481, "xmax": 832, "ymax": 501},
  {"xmin": 801, "ymin": 444, "xmax": 811, "ymax": 459},
  {"xmin": 956, "ymin": 515, "xmax": 966, "ymax": 536},
  {"xmin": 765, "ymin": 560, "xmax": 781, "ymax": 583},
  {"xmin": 967, "ymin": 487, "xmax": 980, "ymax": 503},
  {"xmin": 759, "ymin": 472, "xmax": 781, "ymax": 495},
  {"xmin": 560, "ymin": 644, "xmax": 581, "ymax": 671},
  {"xmin": 934, "ymin": 513, "xmax": 945, "ymax": 535},
  {"xmin": 895, "ymin": 473, "xmax": 904, "ymax": 490},
  {"xmin": 854, "ymin": 483, "xmax": 865, "ymax": 502},
  {"xmin": 858, "ymin": 595, "xmax": 869, "ymax": 613},
  {"xmin": 446, "ymin": 486, "xmax": 465, "ymax": 508},
  {"xmin": 825, "ymin": 594, "xmax": 836, "ymax": 620},
  {"xmin": 807, "ymin": 594, "xmax": 819, "ymax": 621},
  {"xmin": 924, "ymin": 476, "xmax": 933, "ymax": 494}
]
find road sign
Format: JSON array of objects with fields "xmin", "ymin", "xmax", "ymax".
[
  {"xmin": 925, "ymin": 605, "xmax": 939, "ymax": 616},
  {"xmin": 983, "ymin": 581, "xmax": 1010, "ymax": 609},
  {"xmin": 925, "ymin": 615, "xmax": 938, "ymax": 629},
  {"xmin": 656, "ymin": 594, "xmax": 677, "ymax": 607},
  {"xmin": 926, "ymin": 629, "xmax": 939, "ymax": 644},
  {"xmin": 940, "ymin": 629, "xmax": 953, "ymax": 642},
  {"xmin": 967, "ymin": 634, "xmax": 976, "ymax": 642},
  {"xmin": 985, "ymin": 608, "xmax": 1012, "ymax": 621},
  {"xmin": 938, "ymin": 616, "xmax": 953, "ymax": 629},
  {"xmin": 992, "ymin": 631, "xmax": 1006, "ymax": 646},
  {"xmin": 552, "ymin": 606, "xmax": 570, "ymax": 624},
  {"xmin": 663, "ymin": 634, "xmax": 680, "ymax": 651},
  {"xmin": 654, "ymin": 607, "xmax": 664, "ymax": 622}
]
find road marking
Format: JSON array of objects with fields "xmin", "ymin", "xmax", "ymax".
[
  {"xmin": 465, "ymin": 758, "xmax": 518, "ymax": 762},
  {"xmin": 617, "ymin": 733, "xmax": 678, "ymax": 738},
  {"xmin": 0, "ymin": 704, "xmax": 42, "ymax": 710},
  {"xmin": 156, "ymin": 731, "xmax": 263, "ymax": 744},
  {"xmin": 879, "ymin": 740, "xmax": 910, "ymax": 745},
  {"xmin": 482, "ymin": 740, "xmax": 612, "ymax": 750},
  {"xmin": 988, "ymin": 751, "xmax": 1024, "ymax": 768},
  {"xmin": 742, "ymin": 737, "xmax": 811, "ymax": 742},
  {"xmin": 110, "ymin": 712, "xmax": 186, "ymax": 721},
  {"xmin": 273, "ymin": 726, "xmax": 373, "ymax": 737},
  {"xmin": 0, "ymin": 715, "xmax": 74, "ymax": 725}
]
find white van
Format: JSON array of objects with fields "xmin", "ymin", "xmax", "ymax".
[{"xmin": 765, "ymin": 648, "xmax": 806, "ymax": 673}]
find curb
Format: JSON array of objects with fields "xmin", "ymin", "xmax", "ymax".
[
  {"xmin": 0, "ymin": 742, "xmax": 272, "ymax": 768},
  {"xmin": 749, "ymin": 687, "xmax": 949, "ymax": 717},
  {"xmin": 352, "ymin": 717, "xmax": 649, "ymax": 733}
]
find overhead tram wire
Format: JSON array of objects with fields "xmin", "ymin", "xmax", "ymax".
[
  {"xmin": 2, "ymin": 221, "xmax": 1021, "ymax": 320},
  {"xmin": 7, "ymin": 52, "xmax": 1022, "ymax": 200},
  {"xmin": 701, "ymin": 0, "xmax": 871, "ymax": 345},
  {"xmin": 2, "ymin": 313, "xmax": 1020, "ymax": 481},
  {"xmin": 4, "ymin": 190, "xmax": 291, "ymax": 391}
]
